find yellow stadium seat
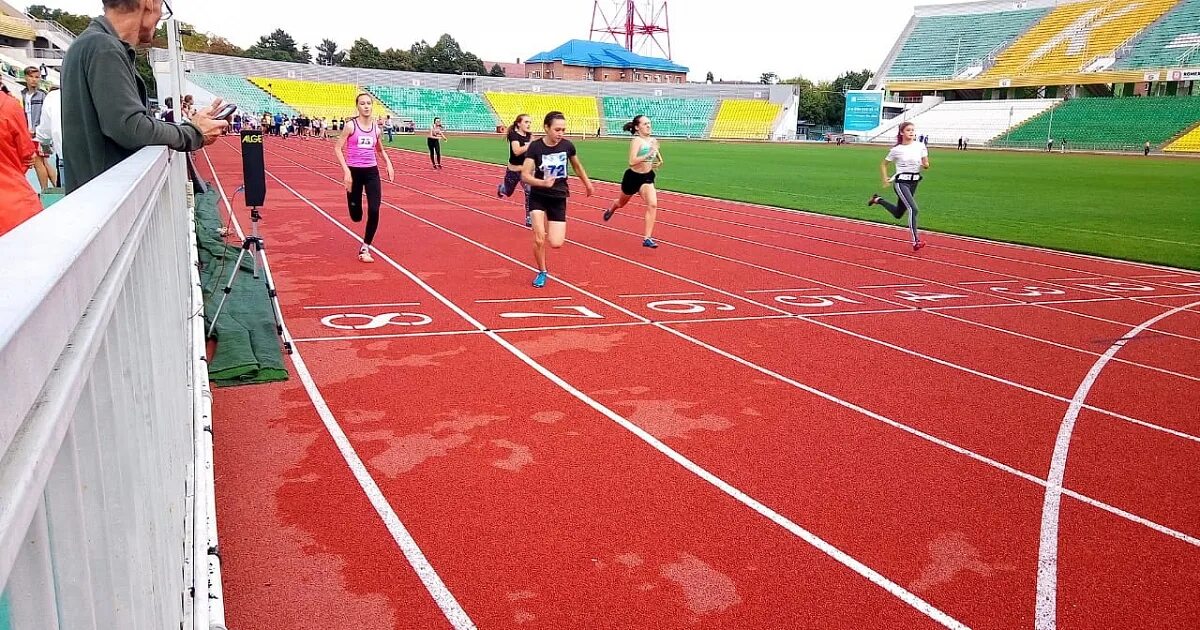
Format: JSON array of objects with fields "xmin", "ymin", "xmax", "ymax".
[
  {"xmin": 984, "ymin": 0, "xmax": 1181, "ymax": 78},
  {"xmin": 709, "ymin": 100, "xmax": 781, "ymax": 140},
  {"xmin": 249, "ymin": 77, "xmax": 393, "ymax": 121},
  {"xmin": 1164, "ymin": 125, "xmax": 1200, "ymax": 152},
  {"xmin": 484, "ymin": 93, "xmax": 601, "ymax": 135}
]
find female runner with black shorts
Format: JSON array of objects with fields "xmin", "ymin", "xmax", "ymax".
[
  {"xmin": 497, "ymin": 113, "xmax": 534, "ymax": 226},
  {"xmin": 521, "ymin": 111, "xmax": 595, "ymax": 288},
  {"xmin": 603, "ymin": 115, "xmax": 662, "ymax": 248}
]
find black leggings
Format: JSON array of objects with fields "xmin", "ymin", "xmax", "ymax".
[
  {"xmin": 427, "ymin": 137, "xmax": 441, "ymax": 165},
  {"xmin": 347, "ymin": 166, "xmax": 381, "ymax": 245},
  {"xmin": 876, "ymin": 180, "xmax": 920, "ymax": 243}
]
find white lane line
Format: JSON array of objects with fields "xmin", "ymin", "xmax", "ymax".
[
  {"xmin": 399, "ymin": 156, "xmax": 1200, "ymax": 345},
  {"xmin": 289, "ymin": 145, "xmax": 1200, "ymax": 551},
  {"xmin": 266, "ymin": 164, "xmax": 970, "ymax": 630},
  {"xmin": 303, "ymin": 302, "xmax": 421, "ymax": 310},
  {"xmin": 1048, "ymin": 277, "xmax": 1102, "ymax": 282},
  {"xmin": 924, "ymin": 298, "xmax": 1122, "ymax": 312},
  {"xmin": 202, "ymin": 149, "xmax": 478, "ymax": 630},
  {"xmin": 386, "ymin": 144, "xmax": 1197, "ymax": 278},
  {"xmin": 474, "ymin": 296, "xmax": 571, "ymax": 303},
  {"xmin": 618, "ymin": 291, "xmax": 705, "ymax": 298},
  {"xmin": 857, "ymin": 283, "xmax": 925, "ymax": 289},
  {"xmin": 744, "ymin": 288, "xmax": 823, "ymax": 293},
  {"xmin": 1035, "ymin": 299, "xmax": 1200, "ymax": 630},
  {"xmin": 958, "ymin": 280, "xmax": 1021, "ymax": 285},
  {"xmin": 798, "ymin": 308, "xmax": 915, "ymax": 318},
  {"xmin": 292, "ymin": 329, "xmax": 484, "ymax": 342},
  {"xmin": 799, "ymin": 315, "xmax": 1200, "ymax": 445},
  {"xmin": 1133, "ymin": 274, "xmax": 1184, "ymax": 279}
]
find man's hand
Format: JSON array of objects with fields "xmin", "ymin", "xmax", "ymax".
[
  {"xmin": 189, "ymin": 98, "xmax": 230, "ymax": 145},
  {"xmin": 190, "ymin": 114, "xmax": 228, "ymax": 146}
]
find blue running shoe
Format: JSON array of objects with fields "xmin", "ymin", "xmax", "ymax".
[
  {"xmin": 642, "ymin": 238, "xmax": 658, "ymax": 249},
  {"xmin": 532, "ymin": 271, "xmax": 548, "ymax": 288}
]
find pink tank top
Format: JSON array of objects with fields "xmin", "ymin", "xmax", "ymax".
[{"xmin": 346, "ymin": 120, "xmax": 378, "ymax": 168}]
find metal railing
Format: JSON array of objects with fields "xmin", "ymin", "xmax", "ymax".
[
  {"xmin": 0, "ymin": 148, "xmax": 225, "ymax": 629},
  {"xmin": 31, "ymin": 19, "xmax": 76, "ymax": 44}
]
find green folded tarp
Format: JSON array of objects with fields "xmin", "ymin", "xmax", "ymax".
[{"xmin": 194, "ymin": 191, "xmax": 288, "ymax": 386}]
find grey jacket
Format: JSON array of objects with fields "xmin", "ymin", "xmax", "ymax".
[{"xmin": 61, "ymin": 16, "xmax": 204, "ymax": 192}]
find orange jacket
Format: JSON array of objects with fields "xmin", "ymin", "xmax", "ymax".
[{"xmin": 1, "ymin": 93, "xmax": 41, "ymax": 236}]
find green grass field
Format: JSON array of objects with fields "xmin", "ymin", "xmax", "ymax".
[{"xmin": 385, "ymin": 135, "xmax": 1200, "ymax": 270}]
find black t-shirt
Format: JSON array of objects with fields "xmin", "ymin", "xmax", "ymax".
[
  {"xmin": 507, "ymin": 129, "xmax": 533, "ymax": 166},
  {"xmin": 525, "ymin": 138, "xmax": 576, "ymax": 198}
]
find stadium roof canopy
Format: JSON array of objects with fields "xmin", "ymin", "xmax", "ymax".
[{"xmin": 527, "ymin": 40, "xmax": 688, "ymax": 73}]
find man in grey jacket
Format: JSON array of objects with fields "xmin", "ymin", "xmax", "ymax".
[{"xmin": 61, "ymin": 0, "xmax": 226, "ymax": 193}]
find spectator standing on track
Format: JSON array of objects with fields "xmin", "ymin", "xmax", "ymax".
[
  {"xmin": 1144, "ymin": 141, "xmax": 1151, "ymax": 157},
  {"xmin": 60, "ymin": 0, "xmax": 227, "ymax": 192},
  {"xmin": 868, "ymin": 121, "xmax": 928, "ymax": 252},
  {"xmin": 427, "ymin": 117, "xmax": 446, "ymax": 169},
  {"xmin": 521, "ymin": 111, "xmax": 595, "ymax": 288}
]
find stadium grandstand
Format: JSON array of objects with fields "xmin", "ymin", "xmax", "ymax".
[
  {"xmin": 165, "ymin": 51, "xmax": 797, "ymax": 141},
  {"xmin": 0, "ymin": 0, "xmax": 71, "ymax": 91},
  {"xmin": 857, "ymin": 0, "xmax": 1200, "ymax": 152}
]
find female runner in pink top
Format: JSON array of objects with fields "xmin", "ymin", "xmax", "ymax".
[{"xmin": 335, "ymin": 93, "xmax": 395, "ymax": 263}]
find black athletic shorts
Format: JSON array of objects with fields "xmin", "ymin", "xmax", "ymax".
[
  {"xmin": 528, "ymin": 194, "xmax": 567, "ymax": 222},
  {"xmin": 621, "ymin": 168, "xmax": 656, "ymax": 195}
]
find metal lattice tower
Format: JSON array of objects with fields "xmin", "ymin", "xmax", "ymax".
[{"xmin": 590, "ymin": 0, "xmax": 673, "ymax": 60}]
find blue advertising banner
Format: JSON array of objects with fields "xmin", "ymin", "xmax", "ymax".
[{"xmin": 843, "ymin": 90, "xmax": 884, "ymax": 133}]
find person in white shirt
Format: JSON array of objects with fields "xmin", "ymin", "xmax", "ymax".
[
  {"xmin": 35, "ymin": 86, "xmax": 63, "ymax": 186},
  {"xmin": 868, "ymin": 121, "xmax": 929, "ymax": 251}
]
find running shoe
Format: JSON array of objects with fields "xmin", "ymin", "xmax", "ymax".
[
  {"xmin": 912, "ymin": 240, "xmax": 927, "ymax": 252},
  {"xmin": 603, "ymin": 203, "xmax": 616, "ymax": 221},
  {"xmin": 867, "ymin": 194, "xmax": 881, "ymax": 207},
  {"xmin": 532, "ymin": 271, "xmax": 548, "ymax": 288},
  {"xmin": 643, "ymin": 238, "xmax": 658, "ymax": 249},
  {"xmin": 497, "ymin": 183, "xmax": 504, "ymax": 198},
  {"xmin": 357, "ymin": 246, "xmax": 374, "ymax": 263}
]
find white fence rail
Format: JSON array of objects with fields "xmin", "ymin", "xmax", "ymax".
[{"xmin": 0, "ymin": 148, "xmax": 225, "ymax": 629}]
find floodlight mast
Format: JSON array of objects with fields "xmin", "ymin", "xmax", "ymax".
[{"xmin": 590, "ymin": 0, "xmax": 672, "ymax": 59}]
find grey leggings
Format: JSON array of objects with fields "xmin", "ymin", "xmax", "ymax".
[{"xmin": 876, "ymin": 180, "xmax": 920, "ymax": 243}]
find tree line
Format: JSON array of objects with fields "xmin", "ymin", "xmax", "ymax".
[
  {"xmin": 760, "ymin": 68, "xmax": 875, "ymax": 128},
  {"xmin": 26, "ymin": 5, "xmax": 504, "ymax": 92}
]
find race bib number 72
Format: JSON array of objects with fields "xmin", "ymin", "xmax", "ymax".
[{"xmin": 542, "ymin": 152, "xmax": 568, "ymax": 179}]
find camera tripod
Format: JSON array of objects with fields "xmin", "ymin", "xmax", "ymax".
[{"xmin": 206, "ymin": 188, "xmax": 292, "ymax": 354}]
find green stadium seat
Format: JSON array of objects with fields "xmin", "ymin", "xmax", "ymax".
[
  {"xmin": 1116, "ymin": 0, "xmax": 1200, "ymax": 69},
  {"xmin": 994, "ymin": 96, "xmax": 1200, "ymax": 149},
  {"xmin": 887, "ymin": 8, "xmax": 1049, "ymax": 80},
  {"xmin": 601, "ymin": 96, "xmax": 716, "ymax": 137},
  {"xmin": 368, "ymin": 86, "xmax": 497, "ymax": 132},
  {"xmin": 188, "ymin": 73, "xmax": 297, "ymax": 118}
]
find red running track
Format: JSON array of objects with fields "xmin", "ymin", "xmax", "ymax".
[{"xmin": 199, "ymin": 136, "xmax": 1200, "ymax": 630}]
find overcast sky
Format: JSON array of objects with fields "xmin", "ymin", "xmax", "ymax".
[{"xmin": 37, "ymin": 0, "xmax": 970, "ymax": 81}]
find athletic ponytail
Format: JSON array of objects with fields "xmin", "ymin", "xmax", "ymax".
[
  {"xmin": 623, "ymin": 115, "xmax": 647, "ymax": 134},
  {"xmin": 508, "ymin": 113, "xmax": 529, "ymax": 135}
]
